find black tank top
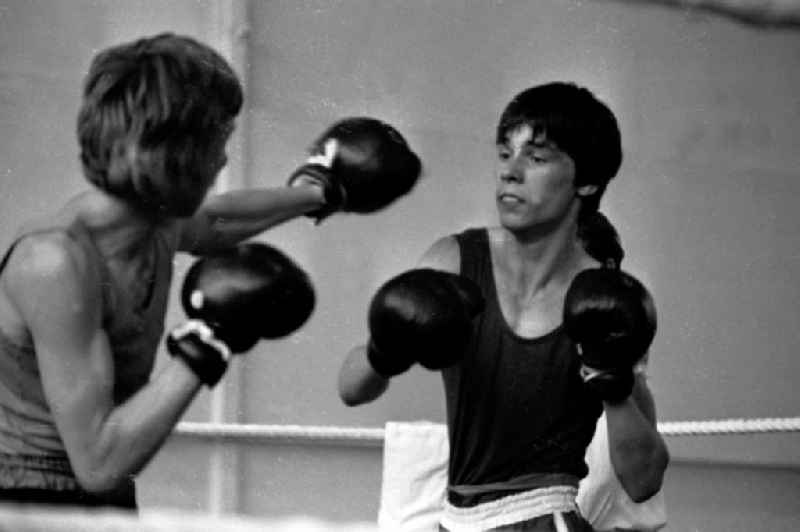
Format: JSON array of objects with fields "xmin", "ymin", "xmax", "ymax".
[{"xmin": 442, "ymin": 228, "xmax": 602, "ymax": 507}]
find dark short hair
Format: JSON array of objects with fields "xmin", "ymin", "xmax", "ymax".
[
  {"xmin": 77, "ymin": 33, "xmax": 244, "ymax": 216},
  {"xmin": 496, "ymin": 82, "xmax": 622, "ymax": 213}
]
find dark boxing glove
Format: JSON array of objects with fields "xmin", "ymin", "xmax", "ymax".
[
  {"xmin": 366, "ymin": 269, "xmax": 484, "ymax": 378},
  {"xmin": 287, "ymin": 117, "xmax": 422, "ymax": 222},
  {"xmin": 167, "ymin": 242, "xmax": 316, "ymax": 386},
  {"xmin": 564, "ymin": 267, "xmax": 657, "ymax": 402}
]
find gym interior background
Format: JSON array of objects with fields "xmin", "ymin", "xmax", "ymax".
[{"xmin": 0, "ymin": 1, "xmax": 798, "ymax": 530}]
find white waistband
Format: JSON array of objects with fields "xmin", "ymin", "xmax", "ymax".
[{"xmin": 441, "ymin": 484, "xmax": 578, "ymax": 531}]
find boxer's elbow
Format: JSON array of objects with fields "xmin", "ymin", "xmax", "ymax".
[
  {"xmin": 617, "ymin": 438, "xmax": 670, "ymax": 502},
  {"xmin": 338, "ymin": 345, "xmax": 390, "ymax": 406},
  {"xmin": 339, "ymin": 387, "xmax": 367, "ymax": 407},
  {"xmin": 337, "ymin": 375, "xmax": 363, "ymax": 406},
  {"xmin": 75, "ymin": 468, "xmax": 124, "ymax": 495},
  {"xmin": 338, "ymin": 372, "xmax": 389, "ymax": 407},
  {"xmin": 68, "ymin": 420, "xmax": 147, "ymax": 495},
  {"xmin": 71, "ymin": 454, "xmax": 130, "ymax": 495},
  {"xmin": 611, "ymin": 430, "xmax": 669, "ymax": 503},
  {"xmin": 624, "ymin": 475, "xmax": 662, "ymax": 503}
]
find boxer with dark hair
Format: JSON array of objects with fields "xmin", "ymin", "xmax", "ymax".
[{"xmin": 339, "ymin": 82, "xmax": 668, "ymax": 531}]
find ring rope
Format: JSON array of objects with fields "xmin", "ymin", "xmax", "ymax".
[
  {"xmin": 176, "ymin": 422, "xmax": 386, "ymax": 446},
  {"xmin": 175, "ymin": 416, "xmax": 800, "ymax": 445},
  {"xmin": 657, "ymin": 416, "xmax": 800, "ymax": 436}
]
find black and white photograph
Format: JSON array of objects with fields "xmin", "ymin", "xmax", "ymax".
[{"xmin": 0, "ymin": 1, "xmax": 798, "ymax": 530}]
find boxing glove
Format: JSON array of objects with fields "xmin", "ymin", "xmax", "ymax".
[
  {"xmin": 167, "ymin": 242, "xmax": 315, "ymax": 386},
  {"xmin": 564, "ymin": 267, "xmax": 656, "ymax": 402},
  {"xmin": 287, "ymin": 117, "xmax": 422, "ymax": 222},
  {"xmin": 366, "ymin": 269, "xmax": 484, "ymax": 378}
]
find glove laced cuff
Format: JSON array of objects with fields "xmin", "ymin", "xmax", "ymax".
[
  {"xmin": 287, "ymin": 153, "xmax": 348, "ymax": 223},
  {"xmin": 167, "ymin": 320, "xmax": 231, "ymax": 387}
]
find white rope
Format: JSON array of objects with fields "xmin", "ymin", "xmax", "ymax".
[
  {"xmin": 175, "ymin": 422, "xmax": 385, "ymax": 446},
  {"xmin": 657, "ymin": 416, "xmax": 800, "ymax": 436},
  {"xmin": 175, "ymin": 416, "xmax": 800, "ymax": 445}
]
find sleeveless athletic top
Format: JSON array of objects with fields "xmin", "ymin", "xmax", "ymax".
[
  {"xmin": 0, "ymin": 222, "xmax": 176, "ymax": 492},
  {"xmin": 442, "ymin": 228, "xmax": 602, "ymax": 507}
]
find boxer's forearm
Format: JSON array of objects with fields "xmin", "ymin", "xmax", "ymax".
[
  {"xmin": 72, "ymin": 361, "xmax": 202, "ymax": 494},
  {"xmin": 604, "ymin": 397, "xmax": 670, "ymax": 502},
  {"xmin": 338, "ymin": 344, "xmax": 389, "ymax": 406},
  {"xmin": 178, "ymin": 186, "xmax": 325, "ymax": 254}
]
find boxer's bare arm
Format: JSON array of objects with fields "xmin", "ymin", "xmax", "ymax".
[
  {"xmin": 337, "ymin": 236, "xmax": 461, "ymax": 406},
  {"xmin": 605, "ymin": 377, "xmax": 669, "ymax": 502},
  {"xmin": 5, "ymin": 233, "xmax": 202, "ymax": 494},
  {"xmin": 177, "ymin": 185, "xmax": 325, "ymax": 255}
]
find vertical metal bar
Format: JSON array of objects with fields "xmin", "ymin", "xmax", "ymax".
[{"xmin": 205, "ymin": 0, "xmax": 251, "ymax": 516}]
